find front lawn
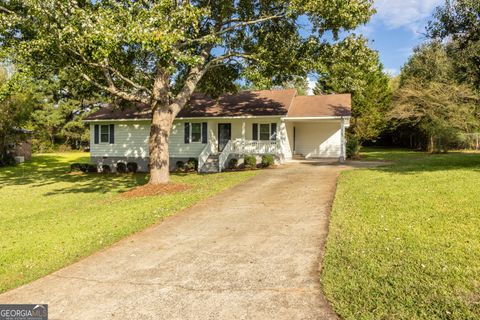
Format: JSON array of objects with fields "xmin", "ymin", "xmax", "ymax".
[
  {"xmin": 322, "ymin": 148, "xmax": 480, "ymax": 319},
  {"xmin": 0, "ymin": 153, "xmax": 258, "ymax": 293}
]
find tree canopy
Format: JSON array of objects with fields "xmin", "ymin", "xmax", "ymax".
[
  {"xmin": 314, "ymin": 35, "xmax": 392, "ymax": 142},
  {"xmin": 0, "ymin": 0, "xmax": 375, "ymax": 104},
  {"xmin": 0, "ymin": 0, "xmax": 375, "ymax": 182},
  {"xmin": 0, "ymin": 69, "xmax": 35, "ymax": 164},
  {"xmin": 381, "ymin": 0, "xmax": 480, "ymax": 152},
  {"xmin": 428, "ymin": 0, "xmax": 480, "ymax": 90},
  {"xmin": 388, "ymin": 42, "xmax": 480, "ymax": 152}
]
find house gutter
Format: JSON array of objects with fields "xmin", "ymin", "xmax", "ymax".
[
  {"xmin": 83, "ymin": 115, "xmax": 351, "ymax": 123},
  {"xmin": 282, "ymin": 116, "xmax": 351, "ymax": 121},
  {"xmin": 83, "ymin": 115, "xmax": 284, "ymax": 123}
]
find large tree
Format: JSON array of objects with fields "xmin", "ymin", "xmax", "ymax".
[
  {"xmin": 428, "ymin": 0, "xmax": 480, "ymax": 90},
  {"xmin": 314, "ymin": 35, "xmax": 392, "ymax": 142},
  {"xmin": 0, "ymin": 0, "xmax": 374, "ymax": 183},
  {"xmin": 389, "ymin": 42, "xmax": 480, "ymax": 152}
]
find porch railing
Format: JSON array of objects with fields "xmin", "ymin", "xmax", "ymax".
[
  {"xmin": 198, "ymin": 139, "xmax": 280, "ymax": 172},
  {"xmin": 218, "ymin": 140, "xmax": 233, "ymax": 172},
  {"xmin": 198, "ymin": 141, "xmax": 213, "ymax": 171},
  {"xmin": 232, "ymin": 139, "xmax": 280, "ymax": 155}
]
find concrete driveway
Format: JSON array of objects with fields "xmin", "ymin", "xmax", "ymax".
[{"xmin": 0, "ymin": 162, "xmax": 346, "ymax": 320}]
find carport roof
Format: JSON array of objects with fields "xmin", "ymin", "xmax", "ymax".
[
  {"xmin": 287, "ymin": 94, "xmax": 351, "ymax": 118},
  {"xmin": 84, "ymin": 89, "xmax": 351, "ymax": 121}
]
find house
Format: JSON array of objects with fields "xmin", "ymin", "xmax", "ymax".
[
  {"xmin": 9, "ymin": 128, "xmax": 33, "ymax": 163},
  {"xmin": 83, "ymin": 89, "xmax": 351, "ymax": 172}
]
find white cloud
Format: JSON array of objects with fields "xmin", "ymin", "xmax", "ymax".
[
  {"xmin": 355, "ymin": 24, "xmax": 375, "ymax": 37},
  {"xmin": 384, "ymin": 68, "xmax": 399, "ymax": 76},
  {"xmin": 373, "ymin": 0, "xmax": 443, "ymax": 34}
]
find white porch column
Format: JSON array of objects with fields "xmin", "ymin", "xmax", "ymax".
[
  {"xmin": 340, "ymin": 116, "xmax": 346, "ymax": 162},
  {"xmin": 208, "ymin": 120, "xmax": 216, "ymax": 153}
]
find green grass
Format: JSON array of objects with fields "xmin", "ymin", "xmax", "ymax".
[
  {"xmin": 0, "ymin": 152, "xmax": 258, "ymax": 293},
  {"xmin": 322, "ymin": 148, "xmax": 480, "ymax": 319}
]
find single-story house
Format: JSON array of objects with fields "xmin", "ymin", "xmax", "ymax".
[{"xmin": 84, "ymin": 89, "xmax": 351, "ymax": 172}]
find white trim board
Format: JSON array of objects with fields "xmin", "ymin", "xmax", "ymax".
[{"xmin": 85, "ymin": 115, "xmax": 350, "ymax": 123}]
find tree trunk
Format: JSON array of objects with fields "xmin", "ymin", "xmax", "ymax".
[
  {"xmin": 148, "ymin": 106, "xmax": 174, "ymax": 184},
  {"xmin": 428, "ymin": 135, "xmax": 435, "ymax": 153}
]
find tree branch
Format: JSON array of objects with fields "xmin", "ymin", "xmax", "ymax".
[
  {"xmin": 102, "ymin": 59, "xmax": 152, "ymax": 94},
  {"xmin": 180, "ymin": 13, "xmax": 285, "ymax": 47},
  {"xmin": 80, "ymin": 73, "xmax": 149, "ymax": 105},
  {"xmin": 205, "ymin": 52, "xmax": 258, "ymax": 68},
  {"xmin": 168, "ymin": 49, "xmax": 259, "ymax": 115},
  {"xmin": 0, "ymin": 6, "xmax": 14, "ymax": 14},
  {"xmin": 215, "ymin": 13, "xmax": 285, "ymax": 37},
  {"xmin": 169, "ymin": 49, "xmax": 211, "ymax": 115},
  {"xmin": 68, "ymin": 48, "xmax": 152, "ymax": 95}
]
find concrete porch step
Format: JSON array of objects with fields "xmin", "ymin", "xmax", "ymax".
[
  {"xmin": 200, "ymin": 154, "xmax": 220, "ymax": 173},
  {"xmin": 200, "ymin": 164, "xmax": 219, "ymax": 173},
  {"xmin": 292, "ymin": 154, "xmax": 305, "ymax": 160}
]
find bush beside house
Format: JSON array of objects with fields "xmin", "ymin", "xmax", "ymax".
[{"xmin": 261, "ymin": 155, "xmax": 274, "ymax": 168}]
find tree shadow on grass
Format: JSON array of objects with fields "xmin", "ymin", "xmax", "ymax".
[
  {"xmin": 0, "ymin": 154, "xmax": 207, "ymax": 196},
  {"xmin": 43, "ymin": 173, "xmax": 149, "ymax": 196},
  {"xmin": 0, "ymin": 155, "xmax": 148, "ymax": 195}
]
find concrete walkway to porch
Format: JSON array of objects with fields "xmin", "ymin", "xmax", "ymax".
[{"xmin": 0, "ymin": 162, "xmax": 355, "ymax": 320}]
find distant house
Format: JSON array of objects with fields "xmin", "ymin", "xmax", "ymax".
[
  {"xmin": 10, "ymin": 128, "xmax": 32, "ymax": 162},
  {"xmin": 84, "ymin": 89, "xmax": 351, "ymax": 172}
]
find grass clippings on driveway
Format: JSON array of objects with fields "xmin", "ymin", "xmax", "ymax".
[
  {"xmin": 0, "ymin": 152, "xmax": 258, "ymax": 293},
  {"xmin": 322, "ymin": 148, "xmax": 480, "ymax": 319}
]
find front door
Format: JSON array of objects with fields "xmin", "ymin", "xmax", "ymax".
[{"xmin": 218, "ymin": 123, "xmax": 231, "ymax": 152}]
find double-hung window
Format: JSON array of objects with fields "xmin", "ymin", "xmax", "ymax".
[
  {"xmin": 259, "ymin": 124, "xmax": 270, "ymax": 141},
  {"xmin": 184, "ymin": 122, "xmax": 208, "ymax": 144},
  {"xmin": 191, "ymin": 123, "xmax": 202, "ymax": 143},
  {"xmin": 94, "ymin": 124, "xmax": 114, "ymax": 144},
  {"xmin": 253, "ymin": 123, "xmax": 277, "ymax": 141},
  {"xmin": 100, "ymin": 125, "xmax": 110, "ymax": 143}
]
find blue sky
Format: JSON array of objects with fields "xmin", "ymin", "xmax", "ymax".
[
  {"xmin": 359, "ymin": 0, "xmax": 444, "ymax": 75},
  {"xmin": 306, "ymin": 0, "xmax": 444, "ymax": 93}
]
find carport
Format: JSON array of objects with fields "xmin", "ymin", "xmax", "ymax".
[{"xmin": 283, "ymin": 94, "xmax": 351, "ymax": 161}]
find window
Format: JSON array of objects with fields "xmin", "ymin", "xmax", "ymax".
[
  {"xmin": 259, "ymin": 124, "xmax": 270, "ymax": 141},
  {"xmin": 185, "ymin": 122, "xmax": 207, "ymax": 144},
  {"xmin": 94, "ymin": 124, "xmax": 114, "ymax": 144},
  {"xmin": 100, "ymin": 125, "xmax": 110, "ymax": 143},
  {"xmin": 253, "ymin": 123, "xmax": 277, "ymax": 141},
  {"xmin": 191, "ymin": 123, "xmax": 202, "ymax": 142}
]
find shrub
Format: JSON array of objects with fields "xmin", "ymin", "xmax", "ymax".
[
  {"xmin": 186, "ymin": 158, "xmax": 198, "ymax": 171},
  {"xmin": 70, "ymin": 163, "xmax": 83, "ymax": 172},
  {"xmin": 244, "ymin": 155, "xmax": 256, "ymax": 169},
  {"xmin": 127, "ymin": 162, "xmax": 138, "ymax": 173},
  {"xmin": 116, "ymin": 162, "xmax": 127, "ymax": 173},
  {"xmin": 261, "ymin": 154, "xmax": 275, "ymax": 168},
  {"xmin": 176, "ymin": 160, "xmax": 185, "ymax": 171},
  {"xmin": 70, "ymin": 163, "xmax": 91, "ymax": 172},
  {"xmin": 31, "ymin": 139, "xmax": 54, "ymax": 153},
  {"xmin": 57, "ymin": 144, "xmax": 72, "ymax": 152},
  {"xmin": 0, "ymin": 152, "xmax": 16, "ymax": 167},
  {"xmin": 346, "ymin": 136, "xmax": 361, "ymax": 159},
  {"xmin": 228, "ymin": 158, "xmax": 238, "ymax": 169},
  {"xmin": 86, "ymin": 164, "xmax": 98, "ymax": 173},
  {"xmin": 101, "ymin": 164, "xmax": 111, "ymax": 173}
]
